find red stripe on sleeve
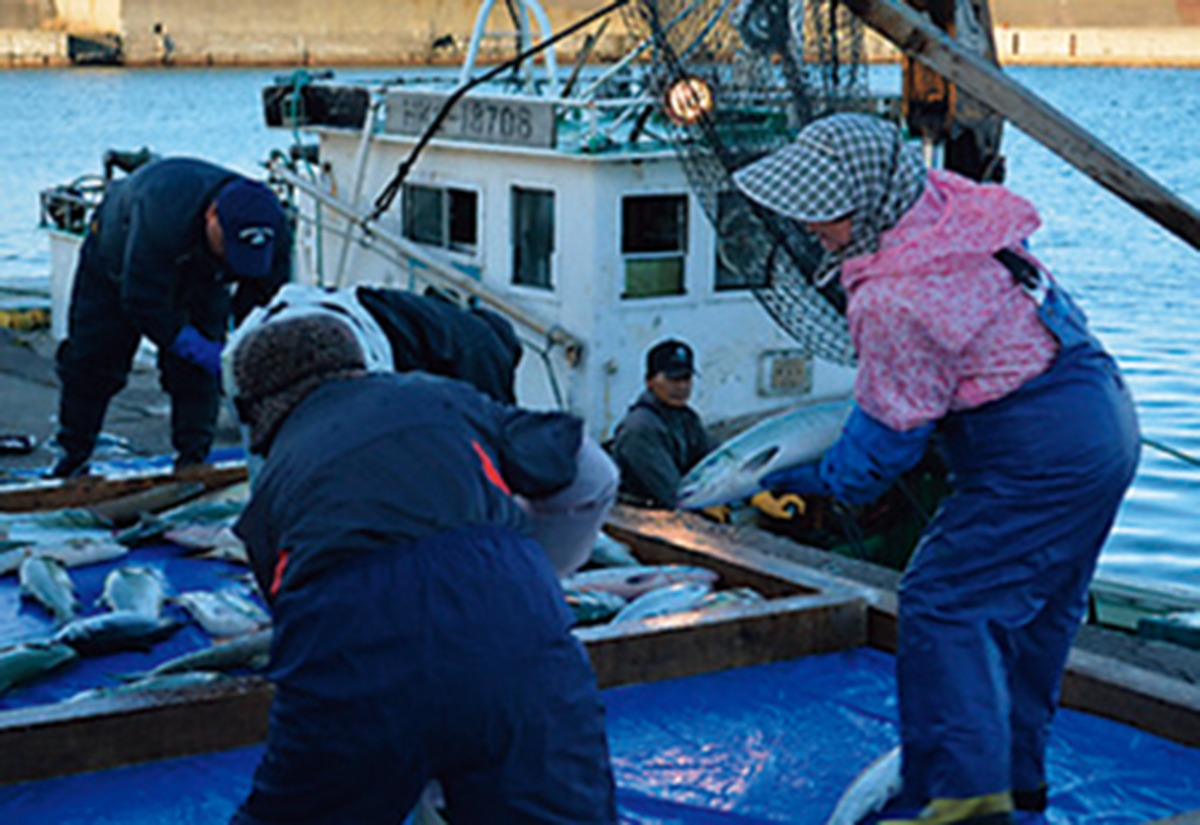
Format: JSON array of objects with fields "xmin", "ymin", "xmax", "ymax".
[
  {"xmin": 471, "ymin": 439, "xmax": 512, "ymax": 496},
  {"xmin": 270, "ymin": 549, "xmax": 290, "ymax": 598}
]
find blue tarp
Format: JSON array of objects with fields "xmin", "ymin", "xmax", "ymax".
[{"xmin": 1, "ymin": 648, "xmax": 1197, "ymax": 824}]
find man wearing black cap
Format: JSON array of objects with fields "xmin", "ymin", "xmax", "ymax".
[
  {"xmin": 48, "ymin": 157, "xmax": 290, "ymax": 478},
  {"xmin": 611, "ymin": 338, "xmax": 712, "ymax": 508}
]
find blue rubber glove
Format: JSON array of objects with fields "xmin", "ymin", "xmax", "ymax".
[
  {"xmin": 761, "ymin": 461, "xmax": 830, "ymax": 497},
  {"xmin": 168, "ymin": 325, "xmax": 223, "ymax": 377},
  {"xmin": 762, "ymin": 405, "xmax": 934, "ymax": 506}
]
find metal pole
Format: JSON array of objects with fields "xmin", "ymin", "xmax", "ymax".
[{"xmin": 843, "ymin": 0, "xmax": 1200, "ymax": 250}]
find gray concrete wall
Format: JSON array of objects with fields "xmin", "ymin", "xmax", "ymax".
[
  {"xmin": 116, "ymin": 0, "xmax": 636, "ymax": 66},
  {"xmin": 1, "ymin": 0, "xmax": 1199, "ymax": 67},
  {"xmin": 0, "ymin": 0, "xmax": 53, "ymax": 29},
  {"xmin": 0, "ymin": 27, "xmax": 65, "ymax": 65}
]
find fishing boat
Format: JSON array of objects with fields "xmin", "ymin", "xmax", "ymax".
[
  {"xmin": 0, "ymin": 465, "xmax": 1197, "ymax": 823},
  {"xmin": 34, "ymin": 0, "xmax": 1200, "ymax": 637}
]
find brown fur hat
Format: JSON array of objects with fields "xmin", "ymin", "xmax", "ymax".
[{"xmin": 231, "ymin": 315, "xmax": 366, "ymax": 454}]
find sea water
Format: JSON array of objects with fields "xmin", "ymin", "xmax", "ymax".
[{"xmin": 0, "ymin": 64, "xmax": 1197, "ymax": 590}]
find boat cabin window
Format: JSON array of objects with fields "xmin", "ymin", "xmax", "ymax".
[
  {"xmin": 621, "ymin": 194, "xmax": 687, "ymax": 299},
  {"xmin": 714, "ymin": 191, "xmax": 770, "ymax": 291},
  {"xmin": 511, "ymin": 186, "xmax": 555, "ymax": 290},
  {"xmin": 402, "ymin": 183, "xmax": 478, "ymax": 254}
]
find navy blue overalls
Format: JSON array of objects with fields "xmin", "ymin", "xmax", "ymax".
[
  {"xmin": 230, "ymin": 374, "xmax": 617, "ymax": 825},
  {"xmin": 896, "ymin": 274, "xmax": 1140, "ymax": 807},
  {"xmin": 55, "ymin": 158, "xmax": 288, "ymax": 467}
]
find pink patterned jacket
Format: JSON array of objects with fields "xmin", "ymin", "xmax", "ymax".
[{"xmin": 841, "ymin": 169, "xmax": 1058, "ymax": 432}]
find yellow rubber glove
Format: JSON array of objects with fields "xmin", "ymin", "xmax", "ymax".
[
  {"xmin": 699, "ymin": 504, "xmax": 733, "ymax": 524},
  {"xmin": 750, "ymin": 490, "xmax": 807, "ymax": 520}
]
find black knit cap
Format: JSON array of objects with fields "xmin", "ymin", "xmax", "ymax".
[{"xmin": 232, "ymin": 315, "xmax": 366, "ymax": 454}]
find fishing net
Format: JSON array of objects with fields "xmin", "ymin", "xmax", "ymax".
[{"xmin": 622, "ymin": 0, "xmax": 877, "ymax": 366}]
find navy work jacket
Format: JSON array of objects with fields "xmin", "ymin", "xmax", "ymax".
[
  {"xmin": 86, "ymin": 157, "xmax": 291, "ymax": 347},
  {"xmin": 234, "ymin": 372, "xmax": 582, "ymax": 601}
]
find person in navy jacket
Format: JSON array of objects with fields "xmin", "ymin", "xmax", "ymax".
[
  {"xmin": 227, "ymin": 314, "xmax": 617, "ymax": 825},
  {"xmin": 49, "ymin": 157, "xmax": 290, "ymax": 478}
]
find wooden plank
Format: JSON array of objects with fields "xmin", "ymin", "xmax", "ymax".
[
  {"xmin": 841, "ymin": 0, "xmax": 1200, "ymax": 250},
  {"xmin": 1062, "ymin": 648, "xmax": 1200, "ymax": 747},
  {"xmin": 0, "ymin": 461, "xmax": 248, "ymax": 513},
  {"xmin": 0, "ymin": 676, "xmax": 273, "ymax": 785},
  {"xmin": 581, "ymin": 593, "xmax": 868, "ymax": 689}
]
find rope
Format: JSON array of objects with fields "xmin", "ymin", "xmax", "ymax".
[{"xmin": 1140, "ymin": 435, "xmax": 1200, "ymax": 469}]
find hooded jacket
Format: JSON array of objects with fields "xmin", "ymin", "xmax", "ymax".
[{"xmin": 843, "ymin": 169, "xmax": 1058, "ymax": 431}]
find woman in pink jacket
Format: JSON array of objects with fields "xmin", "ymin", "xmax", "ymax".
[{"xmin": 734, "ymin": 114, "xmax": 1140, "ymax": 825}]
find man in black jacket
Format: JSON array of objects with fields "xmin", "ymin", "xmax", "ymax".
[
  {"xmin": 232, "ymin": 283, "xmax": 522, "ymax": 405},
  {"xmin": 49, "ymin": 157, "xmax": 290, "ymax": 478},
  {"xmin": 611, "ymin": 338, "xmax": 712, "ymax": 508},
  {"xmin": 227, "ymin": 315, "xmax": 617, "ymax": 825}
]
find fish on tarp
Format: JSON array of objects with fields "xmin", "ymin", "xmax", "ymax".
[
  {"xmin": 824, "ymin": 746, "xmax": 903, "ymax": 825},
  {"xmin": 53, "ymin": 610, "xmax": 183, "ymax": 656},
  {"xmin": 19, "ymin": 554, "xmax": 79, "ymax": 625},
  {"xmin": 66, "ymin": 670, "xmax": 227, "ymax": 703},
  {"xmin": 172, "ymin": 589, "xmax": 270, "ymax": 638},
  {"xmin": 589, "ymin": 533, "xmax": 641, "ymax": 568},
  {"xmin": 561, "ymin": 564, "xmax": 720, "ymax": 601},
  {"xmin": 157, "ymin": 482, "xmax": 249, "ymax": 523},
  {"xmin": 611, "ymin": 580, "xmax": 715, "ymax": 624},
  {"xmin": 0, "ymin": 641, "xmax": 79, "ymax": 695},
  {"xmin": 676, "ymin": 397, "xmax": 853, "ymax": 510},
  {"xmin": 116, "ymin": 486, "xmax": 250, "ymax": 547},
  {"xmin": 1, "ymin": 538, "xmax": 130, "ymax": 577},
  {"xmin": 165, "ymin": 523, "xmax": 248, "ymax": 563},
  {"xmin": 563, "ymin": 587, "xmax": 629, "ymax": 625},
  {"xmin": 100, "ymin": 566, "xmax": 168, "ymax": 617},
  {"xmin": 139, "ymin": 627, "xmax": 273, "ymax": 678},
  {"xmin": 85, "ymin": 480, "xmax": 207, "ymax": 528}
]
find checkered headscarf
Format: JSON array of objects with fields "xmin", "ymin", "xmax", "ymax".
[{"xmin": 733, "ymin": 113, "xmax": 926, "ymax": 286}]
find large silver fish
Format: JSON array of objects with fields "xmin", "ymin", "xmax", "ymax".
[
  {"xmin": 0, "ymin": 538, "xmax": 129, "ymax": 577},
  {"xmin": 561, "ymin": 564, "xmax": 720, "ymax": 601},
  {"xmin": 53, "ymin": 610, "xmax": 182, "ymax": 656},
  {"xmin": 825, "ymin": 746, "xmax": 903, "ymax": 825},
  {"xmin": 611, "ymin": 581, "xmax": 715, "ymax": 624},
  {"xmin": 140, "ymin": 627, "xmax": 273, "ymax": 678},
  {"xmin": 676, "ymin": 397, "xmax": 852, "ymax": 510},
  {"xmin": 18, "ymin": 555, "xmax": 79, "ymax": 625},
  {"xmin": 0, "ymin": 641, "xmax": 79, "ymax": 695}
]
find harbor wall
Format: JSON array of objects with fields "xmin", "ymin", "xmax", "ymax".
[
  {"xmin": 0, "ymin": 27, "xmax": 63, "ymax": 66},
  {"xmin": 1, "ymin": 0, "xmax": 1199, "ymax": 68},
  {"xmin": 862, "ymin": 26, "xmax": 1200, "ymax": 67}
]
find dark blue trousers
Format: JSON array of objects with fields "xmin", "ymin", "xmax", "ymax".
[
  {"xmin": 55, "ymin": 238, "xmax": 223, "ymax": 465},
  {"xmin": 231, "ymin": 526, "xmax": 616, "ymax": 825},
  {"xmin": 897, "ymin": 317, "xmax": 1140, "ymax": 804}
]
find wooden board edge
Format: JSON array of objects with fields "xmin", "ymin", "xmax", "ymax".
[
  {"xmin": 0, "ymin": 461, "xmax": 249, "ymax": 513},
  {"xmin": 580, "ymin": 592, "xmax": 868, "ymax": 690},
  {"xmin": 1062, "ymin": 647, "xmax": 1200, "ymax": 747},
  {"xmin": 0, "ymin": 676, "xmax": 272, "ymax": 786}
]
